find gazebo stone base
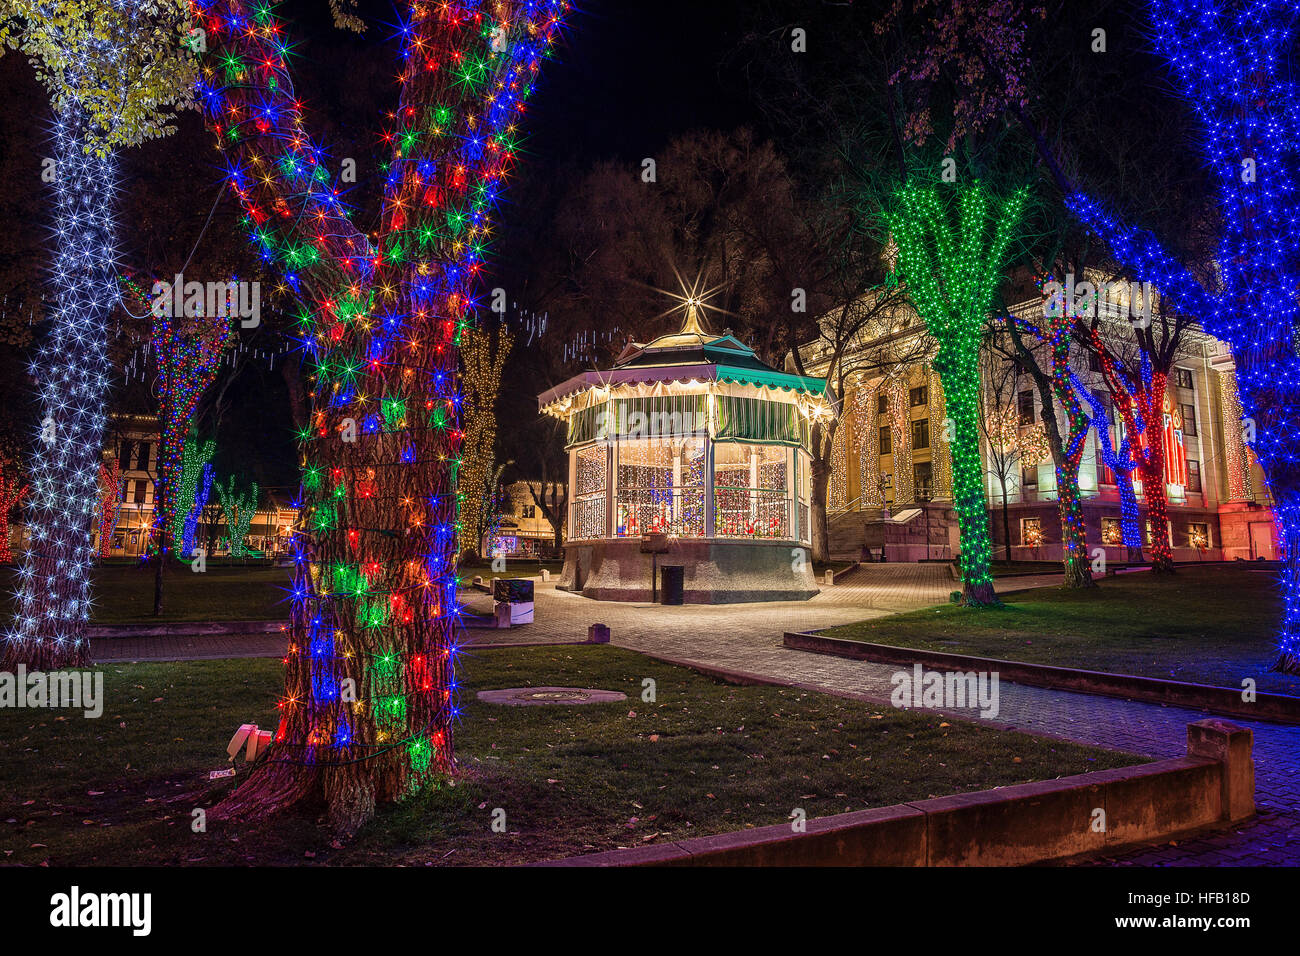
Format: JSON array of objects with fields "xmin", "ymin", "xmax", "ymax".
[{"xmin": 558, "ymin": 537, "xmax": 820, "ymax": 604}]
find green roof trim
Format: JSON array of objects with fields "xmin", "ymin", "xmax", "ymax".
[{"xmin": 715, "ymin": 363, "xmax": 827, "ymax": 395}]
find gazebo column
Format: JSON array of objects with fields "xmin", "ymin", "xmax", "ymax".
[{"xmin": 704, "ymin": 436, "xmax": 715, "ymax": 538}]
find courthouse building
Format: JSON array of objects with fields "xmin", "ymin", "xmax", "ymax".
[{"xmin": 799, "ymin": 284, "xmax": 1276, "ymax": 564}]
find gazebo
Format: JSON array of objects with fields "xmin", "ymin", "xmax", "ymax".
[{"xmin": 538, "ymin": 304, "xmax": 830, "ymax": 603}]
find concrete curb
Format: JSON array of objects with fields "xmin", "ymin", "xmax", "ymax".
[
  {"xmin": 531, "ymin": 719, "xmax": 1254, "ymax": 867},
  {"xmin": 87, "ymin": 620, "xmax": 284, "ymax": 639},
  {"xmin": 783, "ymin": 631, "xmax": 1300, "ymax": 725}
]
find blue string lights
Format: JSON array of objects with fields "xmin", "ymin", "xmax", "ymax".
[{"xmin": 1066, "ymin": 0, "xmax": 1300, "ymax": 670}]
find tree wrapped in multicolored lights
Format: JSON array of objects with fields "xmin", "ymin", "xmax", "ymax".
[
  {"xmin": 215, "ymin": 475, "xmax": 257, "ymax": 556},
  {"xmin": 0, "ymin": 0, "xmax": 196, "ymax": 669},
  {"xmin": 0, "ymin": 474, "xmax": 27, "ymax": 564},
  {"xmin": 887, "ymin": 182, "xmax": 1025, "ymax": 605},
  {"xmin": 96, "ymin": 458, "xmax": 123, "ymax": 557},
  {"xmin": 192, "ymin": 0, "xmax": 570, "ymax": 828},
  {"xmin": 1072, "ymin": 369, "xmax": 1145, "ymax": 560},
  {"xmin": 1066, "ymin": 0, "xmax": 1300, "ymax": 671},
  {"xmin": 121, "ymin": 275, "xmax": 237, "ymax": 562}
]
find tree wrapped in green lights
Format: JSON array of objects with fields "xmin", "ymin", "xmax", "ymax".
[
  {"xmin": 215, "ymin": 475, "xmax": 257, "ymax": 557},
  {"xmin": 172, "ymin": 434, "xmax": 216, "ymax": 556},
  {"xmin": 886, "ymin": 182, "xmax": 1025, "ymax": 605}
]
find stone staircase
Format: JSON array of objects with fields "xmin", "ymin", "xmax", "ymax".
[{"xmin": 826, "ymin": 503, "xmax": 959, "ymax": 562}]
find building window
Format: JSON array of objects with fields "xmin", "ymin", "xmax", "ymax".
[
  {"xmin": 112, "ymin": 532, "xmax": 124, "ymax": 550},
  {"xmin": 1181, "ymin": 403, "xmax": 1197, "ymax": 437},
  {"xmin": 1175, "ymin": 368, "xmax": 1194, "ymax": 389},
  {"xmin": 1088, "ymin": 352, "xmax": 1102, "ymax": 372},
  {"xmin": 1186, "ymin": 459, "xmax": 1201, "ymax": 493},
  {"xmin": 911, "ymin": 418, "xmax": 929, "ymax": 450},
  {"xmin": 878, "ymin": 426, "xmax": 891, "ymax": 456},
  {"xmin": 135, "ymin": 442, "xmax": 151, "ymax": 471},
  {"xmin": 118, "ymin": 439, "xmax": 132, "ymax": 468},
  {"xmin": 910, "ymin": 385, "xmax": 927, "ymax": 407},
  {"xmin": 519, "ymin": 503, "xmax": 536, "ymax": 519},
  {"xmin": 132, "ymin": 479, "xmax": 148, "ymax": 504},
  {"xmin": 1018, "ymin": 390, "xmax": 1034, "ymax": 425},
  {"xmin": 1101, "ymin": 517, "xmax": 1122, "ymax": 546},
  {"xmin": 913, "ymin": 462, "xmax": 933, "ymax": 500},
  {"xmin": 877, "ymin": 394, "xmax": 888, "ymax": 414},
  {"xmin": 1022, "ymin": 517, "xmax": 1043, "ymax": 548},
  {"xmin": 881, "ymin": 473, "xmax": 893, "ymax": 489},
  {"xmin": 1189, "ymin": 522, "xmax": 1210, "ymax": 550},
  {"xmin": 1021, "ymin": 462, "xmax": 1038, "ymax": 488}
]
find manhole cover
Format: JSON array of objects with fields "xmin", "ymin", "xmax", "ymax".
[{"xmin": 477, "ymin": 686, "xmax": 628, "ymax": 706}]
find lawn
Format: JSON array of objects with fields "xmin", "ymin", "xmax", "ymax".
[
  {"xmin": 0, "ymin": 645, "xmax": 1141, "ymax": 866},
  {"xmin": 0, "ymin": 560, "xmax": 565, "ymax": 626},
  {"xmin": 822, "ymin": 563, "xmax": 1300, "ymax": 696}
]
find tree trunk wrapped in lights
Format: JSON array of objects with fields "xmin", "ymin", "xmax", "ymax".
[
  {"xmin": 193, "ymin": 0, "xmax": 570, "ymax": 829},
  {"xmin": 6, "ymin": 105, "xmax": 118, "ymax": 669},
  {"xmin": 0, "ymin": 0, "xmax": 196, "ymax": 669},
  {"xmin": 458, "ymin": 324, "xmax": 512, "ymax": 558},
  {"xmin": 886, "ymin": 182, "xmax": 1026, "ymax": 606},
  {"xmin": 215, "ymin": 475, "xmax": 257, "ymax": 556},
  {"xmin": 96, "ymin": 459, "xmax": 122, "ymax": 558},
  {"xmin": 0, "ymin": 474, "xmax": 28, "ymax": 564},
  {"xmin": 1012, "ymin": 293, "xmax": 1097, "ymax": 590},
  {"xmin": 1066, "ymin": 1, "xmax": 1300, "ymax": 670}
]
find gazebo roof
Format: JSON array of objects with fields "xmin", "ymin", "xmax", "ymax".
[{"xmin": 538, "ymin": 305, "xmax": 827, "ymax": 412}]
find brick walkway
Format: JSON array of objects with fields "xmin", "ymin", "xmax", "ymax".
[{"xmin": 93, "ymin": 564, "xmax": 1300, "ymax": 865}]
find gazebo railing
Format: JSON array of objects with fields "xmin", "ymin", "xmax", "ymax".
[
  {"xmin": 713, "ymin": 487, "xmax": 790, "ymax": 539},
  {"xmin": 613, "ymin": 489, "xmax": 705, "ymax": 538},
  {"xmin": 570, "ymin": 496, "xmax": 606, "ymax": 540}
]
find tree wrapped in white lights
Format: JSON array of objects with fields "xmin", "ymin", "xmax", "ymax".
[{"xmin": 0, "ymin": 0, "xmax": 195, "ymax": 668}]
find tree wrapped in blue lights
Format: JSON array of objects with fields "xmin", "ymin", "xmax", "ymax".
[
  {"xmin": 193, "ymin": 0, "xmax": 571, "ymax": 828},
  {"xmin": 1066, "ymin": 0, "xmax": 1300, "ymax": 672},
  {"xmin": 887, "ymin": 181, "xmax": 1026, "ymax": 605},
  {"xmin": 1072, "ymin": 370, "xmax": 1144, "ymax": 554}
]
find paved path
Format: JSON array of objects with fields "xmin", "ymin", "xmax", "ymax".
[{"xmin": 93, "ymin": 564, "xmax": 1300, "ymax": 865}]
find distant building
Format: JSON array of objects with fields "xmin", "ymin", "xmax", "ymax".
[
  {"xmin": 83, "ymin": 413, "xmax": 298, "ymax": 558},
  {"xmin": 489, "ymin": 481, "xmax": 565, "ymax": 557},
  {"xmin": 798, "ymin": 284, "xmax": 1276, "ymax": 563}
]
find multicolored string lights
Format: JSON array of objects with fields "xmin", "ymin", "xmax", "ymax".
[{"xmin": 191, "ymin": 0, "xmax": 570, "ymax": 821}]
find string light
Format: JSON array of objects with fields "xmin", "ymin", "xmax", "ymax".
[
  {"xmin": 191, "ymin": 0, "xmax": 570, "ymax": 803},
  {"xmin": 215, "ymin": 475, "xmax": 258, "ymax": 556},
  {"xmin": 1066, "ymin": 0, "xmax": 1300, "ymax": 668},
  {"xmin": 887, "ymin": 182, "xmax": 1026, "ymax": 605},
  {"xmin": 0, "ymin": 475, "xmax": 28, "ymax": 565},
  {"xmin": 5, "ymin": 105, "xmax": 118, "ymax": 669}
]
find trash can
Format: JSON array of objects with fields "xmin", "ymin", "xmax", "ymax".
[
  {"xmin": 492, "ymin": 578, "xmax": 534, "ymax": 624},
  {"xmin": 660, "ymin": 566, "xmax": 684, "ymax": 605}
]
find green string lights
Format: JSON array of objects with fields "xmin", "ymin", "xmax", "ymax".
[{"xmin": 886, "ymin": 181, "xmax": 1026, "ymax": 606}]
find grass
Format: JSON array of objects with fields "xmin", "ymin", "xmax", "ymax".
[
  {"xmin": 0, "ymin": 645, "xmax": 1141, "ymax": 866},
  {"xmin": 459, "ymin": 560, "xmax": 564, "ymax": 581},
  {"xmin": 823, "ymin": 563, "xmax": 1300, "ymax": 696},
  {"xmin": 989, "ymin": 560, "xmax": 1064, "ymax": 578},
  {"xmin": 0, "ymin": 559, "xmax": 566, "ymax": 627}
]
